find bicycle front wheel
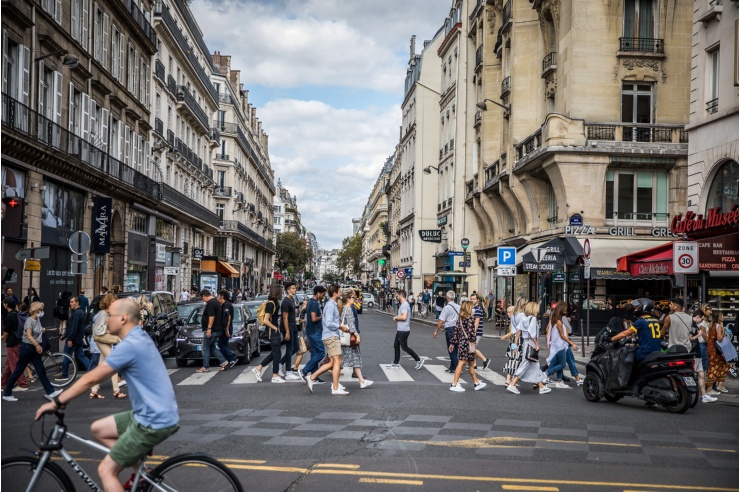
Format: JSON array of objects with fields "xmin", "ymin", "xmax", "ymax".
[
  {"xmin": 144, "ymin": 453, "xmax": 243, "ymax": 492},
  {"xmin": 44, "ymin": 352, "xmax": 77, "ymax": 388},
  {"xmin": 1, "ymin": 456, "xmax": 74, "ymax": 492}
]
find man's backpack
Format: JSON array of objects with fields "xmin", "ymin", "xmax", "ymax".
[{"xmin": 256, "ymin": 300, "xmax": 277, "ymax": 325}]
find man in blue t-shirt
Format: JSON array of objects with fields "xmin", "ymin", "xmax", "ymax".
[
  {"xmin": 611, "ymin": 307, "xmax": 663, "ymax": 362},
  {"xmin": 300, "ymin": 285, "xmax": 327, "ymax": 381},
  {"xmin": 36, "ymin": 298, "xmax": 179, "ymax": 492}
]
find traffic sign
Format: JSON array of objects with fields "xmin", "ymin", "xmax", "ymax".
[
  {"xmin": 498, "ymin": 247, "xmax": 516, "ymax": 266},
  {"xmin": 461, "ymin": 238, "xmax": 470, "ymax": 249},
  {"xmin": 396, "ymin": 270, "xmax": 406, "ymax": 280},
  {"xmin": 15, "ymin": 246, "xmax": 50, "ymax": 261},
  {"xmin": 15, "ymin": 249, "xmax": 31, "ymax": 261},
  {"xmin": 386, "ymin": 274, "xmax": 392, "ymax": 281},
  {"xmin": 496, "ymin": 266, "xmax": 516, "ymax": 277},
  {"xmin": 583, "ymin": 238, "xmax": 591, "ymax": 260},
  {"xmin": 673, "ymin": 241, "xmax": 699, "ymax": 274},
  {"xmin": 69, "ymin": 231, "xmax": 91, "ymax": 255},
  {"xmin": 532, "ymin": 247, "xmax": 547, "ymax": 263},
  {"xmin": 164, "ymin": 267, "xmax": 179, "ymax": 276},
  {"xmin": 584, "ymin": 258, "xmax": 591, "ymax": 279},
  {"xmin": 23, "ymin": 259, "xmax": 41, "ymax": 272}
]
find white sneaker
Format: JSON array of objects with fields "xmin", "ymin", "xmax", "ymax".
[
  {"xmin": 271, "ymin": 377, "xmax": 285, "ymax": 384},
  {"xmin": 278, "ymin": 364, "xmax": 286, "ymax": 378},
  {"xmin": 285, "ymin": 372, "xmax": 301, "ymax": 381},
  {"xmin": 306, "ymin": 376, "xmax": 314, "ymax": 393},
  {"xmin": 707, "ymin": 389, "xmax": 721, "ymax": 395},
  {"xmin": 702, "ymin": 394, "xmax": 718, "ymax": 403},
  {"xmin": 576, "ymin": 379, "xmax": 584, "ymax": 387},
  {"xmin": 14, "ymin": 386, "xmax": 28, "ymax": 392},
  {"xmin": 474, "ymin": 382, "xmax": 487, "ymax": 391},
  {"xmin": 360, "ymin": 380, "xmax": 374, "ymax": 389},
  {"xmin": 539, "ymin": 387, "xmax": 552, "ymax": 394},
  {"xmin": 414, "ymin": 360, "xmax": 425, "ymax": 370},
  {"xmin": 553, "ymin": 382, "xmax": 569, "ymax": 389},
  {"xmin": 331, "ymin": 387, "xmax": 349, "ymax": 395},
  {"xmin": 2, "ymin": 395, "xmax": 18, "ymax": 402},
  {"xmin": 506, "ymin": 385, "xmax": 520, "ymax": 395},
  {"xmin": 49, "ymin": 389, "xmax": 63, "ymax": 398},
  {"xmin": 449, "ymin": 384, "xmax": 465, "ymax": 392},
  {"xmin": 118, "ymin": 380, "xmax": 127, "ymax": 387},
  {"xmin": 252, "ymin": 368, "xmax": 263, "ymax": 383}
]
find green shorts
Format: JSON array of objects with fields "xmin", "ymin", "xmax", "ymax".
[{"xmin": 109, "ymin": 411, "xmax": 179, "ymax": 467}]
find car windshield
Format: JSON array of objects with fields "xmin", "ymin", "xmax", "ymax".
[
  {"xmin": 232, "ymin": 306, "xmax": 243, "ymax": 323},
  {"xmin": 189, "ymin": 307, "xmax": 205, "ymax": 325},
  {"xmin": 177, "ymin": 303, "xmax": 199, "ymax": 318}
]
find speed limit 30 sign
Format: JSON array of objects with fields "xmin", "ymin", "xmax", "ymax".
[{"xmin": 673, "ymin": 241, "xmax": 699, "ymax": 274}]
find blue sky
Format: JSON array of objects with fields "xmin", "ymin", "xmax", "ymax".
[{"xmin": 190, "ymin": 0, "xmax": 451, "ymax": 249}]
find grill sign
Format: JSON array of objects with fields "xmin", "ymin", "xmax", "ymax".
[{"xmin": 419, "ymin": 230, "xmax": 442, "ymax": 243}]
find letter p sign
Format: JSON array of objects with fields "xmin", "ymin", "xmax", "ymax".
[{"xmin": 498, "ymin": 247, "xmax": 516, "ymax": 266}]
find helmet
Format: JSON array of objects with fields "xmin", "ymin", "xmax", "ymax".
[{"xmin": 631, "ymin": 298, "xmax": 654, "ymax": 317}]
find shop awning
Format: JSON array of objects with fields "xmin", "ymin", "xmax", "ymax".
[
  {"xmin": 616, "ymin": 241, "xmax": 674, "ymax": 276},
  {"xmin": 216, "ymin": 260, "xmax": 240, "ymax": 278},
  {"xmin": 521, "ymin": 237, "xmax": 583, "ymax": 272},
  {"xmin": 579, "ymin": 238, "xmax": 672, "ymax": 270}
]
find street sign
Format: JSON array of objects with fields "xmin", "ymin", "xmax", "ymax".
[
  {"xmin": 392, "ymin": 267, "xmax": 399, "ymax": 273},
  {"xmin": 461, "ymin": 238, "xmax": 470, "ymax": 249},
  {"xmin": 404, "ymin": 268, "xmax": 413, "ymax": 276},
  {"xmin": 15, "ymin": 246, "xmax": 50, "ymax": 261},
  {"xmin": 386, "ymin": 274, "xmax": 392, "ymax": 281},
  {"xmin": 458, "ymin": 261, "xmax": 471, "ymax": 267},
  {"xmin": 15, "ymin": 249, "xmax": 31, "ymax": 261},
  {"xmin": 69, "ymin": 231, "xmax": 91, "ymax": 255},
  {"xmin": 164, "ymin": 267, "xmax": 179, "ymax": 276},
  {"xmin": 396, "ymin": 270, "xmax": 406, "ymax": 280},
  {"xmin": 496, "ymin": 266, "xmax": 516, "ymax": 277},
  {"xmin": 553, "ymin": 272, "xmax": 565, "ymax": 282},
  {"xmin": 584, "ymin": 238, "xmax": 591, "ymax": 260},
  {"xmin": 569, "ymin": 213, "xmax": 583, "ymax": 227},
  {"xmin": 23, "ymin": 259, "xmax": 41, "ymax": 272},
  {"xmin": 673, "ymin": 241, "xmax": 699, "ymax": 274},
  {"xmin": 448, "ymin": 251, "xmax": 465, "ymax": 257},
  {"xmin": 584, "ymin": 258, "xmax": 591, "ymax": 279},
  {"xmin": 498, "ymin": 247, "xmax": 516, "ymax": 266},
  {"xmin": 71, "ymin": 261, "xmax": 88, "ymax": 274}
]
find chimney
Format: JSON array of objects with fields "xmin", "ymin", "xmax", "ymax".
[{"xmin": 410, "ymin": 35, "xmax": 416, "ymax": 61}]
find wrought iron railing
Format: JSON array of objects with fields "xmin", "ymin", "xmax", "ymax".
[
  {"xmin": 215, "ymin": 153, "xmax": 229, "ymax": 161},
  {"xmin": 167, "ymin": 75, "xmax": 177, "ymax": 95},
  {"xmin": 154, "ymin": 118, "xmax": 164, "ymax": 136},
  {"xmin": 585, "ymin": 122, "xmax": 688, "ymax": 143},
  {"xmin": 706, "ymin": 98, "xmax": 719, "ymax": 114},
  {"xmin": 214, "ymin": 186, "xmax": 232, "ymax": 197},
  {"xmin": 619, "ymin": 37, "xmax": 664, "ymax": 53},
  {"xmin": 501, "ymin": 76, "xmax": 510, "ymax": 95},
  {"xmin": 161, "ymin": 183, "xmax": 220, "ymax": 227},
  {"xmin": 221, "ymin": 220, "xmax": 275, "ymax": 253},
  {"xmin": 167, "ymin": 129, "xmax": 174, "ymax": 147},
  {"xmin": 214, "ymin": 120, "xmax": 275, "ymax": 193},
  {"xmin": 155, "ymin": 59, "xmax": 166, "ymax": 81},
  {"xmin": 116, "ymin": 0, "xmax": 156, "ymax": 46},
  {"xmin": 542, "ymin": 52, "xmax": 556, "ymax": 72},
  {"xmin": 210, "ymin": 127, "xmax": 220, "ymax": 145},
  {"xmin": 176, "ymin": 85, "xmax": 210, "ymax": 130},
  {"xmin": 475, "ymin": 45, "xmax": 482, "ymax": 68}
]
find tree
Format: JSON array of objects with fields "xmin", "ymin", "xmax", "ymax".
[
  {"xmin": 336, "ymin": 234, "xmax": 362, "ymax": 277},
  {"xmin": 275, "ymin": 232, "xmax": 312, "ymax": 273},
  {"xmin": 323, "ymin": 272, "xmax": 341, "ymax": 284}
]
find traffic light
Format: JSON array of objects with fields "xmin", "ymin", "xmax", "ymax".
[
  {"xmin": 378, "ymin": 258, "xmax": 386, "ymax": 266},
  {"xmin": 380, "ymin": 267, "xmax": 387, "ymax": 278},
  {"xmin": 2, "ymin": 197, "xmax": 24, "ymax": 238}
]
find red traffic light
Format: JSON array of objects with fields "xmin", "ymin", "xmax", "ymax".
[
  {"xmin": 4, "ymin": 198, "xmax": 20, "ymax": 208},
  {"xmin": 2, "ymin": 196, "xmax": 25, "ymax": 238}
]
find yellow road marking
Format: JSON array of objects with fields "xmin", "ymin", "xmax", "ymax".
[
  {"xmin": 315, "ymin": 463, "xmax": 361, "ymax": 469},
  {"xmin": 502, "ymin": 486, "xmax": 559, "ymax": 491},
  {"xmin": 217, "ymin": 458, "xmax": 267, "ymax": 464},
  {"xmin": 359, "ymin": 478, "xmax": 423, "ymax": 486}
]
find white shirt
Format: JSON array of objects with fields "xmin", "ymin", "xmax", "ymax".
[
  {"xmin": 180, "ymin": 291, "xmax": 189, "ymax": 302},
  {"xmin": 517, "ymin": 315, "xmax": 538, "ymax": 340}
]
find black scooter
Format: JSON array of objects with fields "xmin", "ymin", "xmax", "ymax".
[{"xmin": 583, "ymin": 318, "xmax": 698, "ymax": 413}]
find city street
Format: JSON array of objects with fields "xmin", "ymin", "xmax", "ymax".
[{"xmin": 2, "ymin": 309, "xmax": 738, "ymax": 491}]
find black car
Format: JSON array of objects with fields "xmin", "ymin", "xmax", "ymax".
[
  {"xmin": 86, "ymin": 291, "xmax": 181, "ymax": 356},
  {"xmin": 175, "ymin": 302, "xmax": 260, "ymax": 367},
  {"xmin": 243, "ymin": 300, "xmax": 271, "ymax": 349},
  {"xmin": 177, "ymin": 300, "xmax": 204, "ymax": 323}
]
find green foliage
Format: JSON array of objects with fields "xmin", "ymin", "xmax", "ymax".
[
  {"xmin": 275, "ymin": 232, "xmax": 312, "ymax": 272},
  {"xmin": 336, "ymin": 234, "xmax": 362, "ymax": 275},
  {"xmin": 323, "ymin": 272, "xmax": 341, "ymax": 284}
]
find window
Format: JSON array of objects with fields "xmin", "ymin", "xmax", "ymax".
[
  {"xmin": 707, "ymin": 48, "xmax": 720, "ymax": 113},
  {"xmin": 110, "ymin": 117, "xmax": 120, "ymax": 160},
  {"xmin": 214, "ymin": 237, "xmax": 227, "ymax": 257},
  {"xmin": 156, "ymin": 219, "xmax": 174, "ymax": 241},
  {"xmin": 217, "ymin": 170, "xmax": 225, "ymax": 188},
  {"xmin": 127, "ymin": 44, "xmax": 137, "ymax": 93},
  {"xmin": 131, "ymin": 211, "xmax": 147, "ymax": 233},
  {"xmin": 605, "ymin": 170, "xmax": 668, "ymax": 223},
  {"xmin": 93, "ymin": 5, "xmax": 108, "ymax": 67},
  {"xmin": 621, "ymin": 83, "xmax": 653, "ymax": 141},
  {"xmin": 547, "ymin": 181, "xmax": 558, "ymax": 227},
  {"xmin": 274, "ymin": 217, "xmax": 281, "ymax": 225},
  {"xmin": 139, "ymin": 58, "xmax": 150, "ymax": 104},
  {"xmin": 706, "ymin": 160, "xmax": 738, "ymax": 212},
  {"xmin": 71, "ymin": 0, "xmax": 89, "ymax": 51},
  {"xmin": 217, "ymin": 110, "xmax": 225, "ymax": 128},
  {"xmin": 41, "ymin": 0, "xmax": 62, "ymax": 23},
  {"xmin": 623, "ymin": 0, "xmax": 656, "ymax": 40},
  {"xmin": 274, "ymin": 205, "xmax": 281, "ymax": 213},
  {"xmin": 111, "ymin": 27, "xmax": 124, "ymax": 83}
]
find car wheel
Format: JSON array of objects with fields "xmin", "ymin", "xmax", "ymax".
[
  {"xmin": 175, "ymin": 358, "xmax": 188, "ymax": 368},
  {"xmin": 368, "ymin": 302, "xmax": 374, "ymax": 308},
  {"xmin": 583, "ymin": 373, "xmax": 603, "ymax": 402}
]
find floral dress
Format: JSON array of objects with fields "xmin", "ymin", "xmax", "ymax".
[
  {"xmin": 341, "ymin": 306, "xmax": 362, "ymax": 368},
  {"xmin": 450, "ymin": 316, "xmax": 477, "ymax": 362},
  {"xmin": 706, "ymin": 323, "xmax": 730, "ymax": 385}
]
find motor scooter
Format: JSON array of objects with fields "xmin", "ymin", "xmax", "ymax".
[{"xmin": 583, "ymin": 318, "xmax": 698, "ymax": 413}]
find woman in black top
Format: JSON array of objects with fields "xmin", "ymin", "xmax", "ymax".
[
  {"xmin": 22, "ymin": 288, "xmax": 40, "ymax": 309},
  {"xmin": 253, "ymin": 284, "xmax": 284, "ymax": 383}
]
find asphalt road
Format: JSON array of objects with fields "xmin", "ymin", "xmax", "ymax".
[{"xmin": 2, "ymin": 309, "xmax": 738, "ymax": 491}]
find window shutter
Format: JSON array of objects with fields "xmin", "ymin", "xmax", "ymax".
[
  {"xmin": 138, "ymin": 134, "xmax": 144, "ymax": 171},
  {"xmin": 55, "ymin": 0, "xmax": 62, "ymax": 23},
  {"xmin": 82, "ymin": 0, "xmax": 89, "ymax": 51},
  {"xmin": 144, "ymin": 140, "xmax": 150, "ymax": 176},
  {"xmin": 81, "ymin": 92, "xmax": 90, "ymax": 140},
  {"xmin": 72, "ymin": 0, "xmax": 79, "ymax": 42},
  {"xmin": 102, "ymin": 13, "xmax": 108, "ymax": 69},
  {"xmin": 132, "ymin": 129, "xmax": 138, "ymax": 168},
  {"xmin": 133, "ymin": 49, "xmax": 138, "ymax": 96},
  {"xmin": 21, "ymin": 45, "xmax": 30, "ymax": 104},
  {"xmin": 124, "ymin": 125, "xmax": 130, "ymax": 165},
  {"xmin": 53, "ymin": 71, "xmax": 62, "ymax": 124},
  {"xmin": 93, "ymin": 4, "xmax": 100, "ymax": 60},
  {"xmin": 145, "ymin": 62, "xmax": 150, "ymax": 105},
  {"xmin": 2, "ymin": 30, "xmax": 8, "ymax": 94},
  {"xmin": 89, "ymin": 100, "xmax": 97, "ymax": 143},
  {"xmin": 111, "ymin": 28, "xmax": 117, "ymax": 77},
  {"xmin": 38, "ymin": 60, "xmax": 45, "ymax": 114},
  {"xmin": 101, "ymin": 107, "xmax": 108, "ymax": 148},
  {"xmin": 119, "ymin": 35, "xmax": 125, "ymax": 82},
  {"xmin": 68, "ymin": 82, "xmax": 75, "ymax": 131}
]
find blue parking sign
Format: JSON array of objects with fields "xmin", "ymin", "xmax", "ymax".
[{"xmin": 497, "ymin": 247, "xmax": 516, "ymax": 266}]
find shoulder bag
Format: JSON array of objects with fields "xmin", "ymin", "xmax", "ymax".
[
  {"xmin": 339, "ymin": 312, "xmax": 351, "ymax": 346},
  {"xmin": 715, "ymin": 325, "xmax": 738, "ymax": 361},
  {"xmin": 297, "ymin": 336, "xmax": 308, "ymax": 355},
  {"xmin": 463, "ymin": 319, "xmax": 476, "ymax": 354},
  {"xmin": 525, "ymin": 339, "xmax": 539, "ymax": 362}
]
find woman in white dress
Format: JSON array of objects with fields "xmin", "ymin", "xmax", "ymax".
[{"xmin": 506, "ymin": 301, "xmax": 551, "ymax": 395}]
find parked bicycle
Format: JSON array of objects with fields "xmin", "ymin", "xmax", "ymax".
[
  {"xmin": 1, "ymin": 403, "xmax": 244, "ymax": 492},
  {"xmin": 26, "ymin": 349, "xmax": 77, "ymax": 388}
]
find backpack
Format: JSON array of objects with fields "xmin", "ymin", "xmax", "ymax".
[
  {"xmin": 256, "ymin": 300, "xmax": 278, "ymax": 326},
  {"xmin": 11, "ymin": 312, "xmax": 24, "ymax": 340}
]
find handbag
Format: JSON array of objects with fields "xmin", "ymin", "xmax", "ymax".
[
  {"xmin": 339, "ymin": 313, "xmax": 351, "ymax": 346},
  {"xmin": 350, "ymin": 332, "xmax": 360, "ymax": 348},
  {"xmin": 94, "ymin": 332, "xmax": 121, "ymax": 345},
  {"xmin": 297, "ymin": 336, "xmax": 308, "ymax": 355},
  {"xmin": 525, "ymin": 344, "xmax": 539, "ymax": 362},
  {"xmin": 716, "ymin": 334, "xmax": 737, "ymax": 362}
]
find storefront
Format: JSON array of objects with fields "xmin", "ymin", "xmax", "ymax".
[
  {"xmin": 199, "ymin": 257, "xmax": 239, "ymax": 294},
  {"xmin": 126, "ymin": 232, "xmax": 148, "ymax": 292}
]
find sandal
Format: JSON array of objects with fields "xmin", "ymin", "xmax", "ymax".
[
  {"xmin": 112, "ymin": 391, "xmax": 127, "ymax": 399},
  {"xmin": 89, "ymin": 392, "xmax": 105, "ymax": 399},
  {"xmin": 195, "ymin": 367, "xmax": 210, "ymax": 373}
]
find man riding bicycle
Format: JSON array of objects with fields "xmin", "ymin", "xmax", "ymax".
[{"xmin": 36, "ymin": 298, "xmax": 179, "ymax": 492}]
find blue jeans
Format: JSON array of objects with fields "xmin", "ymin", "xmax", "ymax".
[
  {"xmin": 217, "ymin": 331, "xmax": 237, "ymax": 363},
  {"xmin": 435, "ymin": 309, "xmax": 442, "ymax": 320},
  {"xmin": 546, "ymin": 348, "xmax": 568, "ymax": 379},
  {"xmin": 202, "ymin": 331, "xmax": 227, "ymax": 369},
  {"xmin": 302, "ymin": 331, "xmax": 325, "ymax": 375},
  {"xmin": 63, "ymin": 343, "xmax": 91, "ymax": 377},
  {"xmin": 445, "ymin": 327, "xmax": 458, "ymax": 371},
  {"xmin": 4, "ymin": 343, "xmax": 55, "ymax": 395},
  {"xmin": 259, "ymin": 328, "xmax": 283, "ymax": 375},
  {"xmin": 280, "ymin": 327, "xmax": 299, "ymax": 367},
  {"xmin": 565, "ymin": 347, "xmax": 579, "ymax": 378}
]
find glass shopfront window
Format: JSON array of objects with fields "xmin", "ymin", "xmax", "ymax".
[{"xmin": 706, "ymin": 160, "xmax": 738, "ymax": 212}]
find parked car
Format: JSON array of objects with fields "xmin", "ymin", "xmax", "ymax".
[
  {"xmin": 244, "ymin": 300, "xmax": 272, "ymax": 349},
  {"xmin": 175, "ymin": 302, "xmax": 260, "ymax": 367},
  {"xmin": 177, "ymin": 300, "xmax": 204, "ymax": 322},
  {"xmin": 362, "ymin": 293, "xmax": 376, "ymax": 308},
  {"xmin": 86, "ymin": 291, "xmax": 180, "ymax": 356}
]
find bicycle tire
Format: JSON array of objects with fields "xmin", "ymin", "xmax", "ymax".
[
  {"xmin": 1, "ymin": 456, "xmax": 75, "ymax": 492},
  {"xmin": 143, "ymin": 453, "xmax": 243, "ymax": 492},
  {"xmin": 44, "ymin": 352, "xmax": 77, "ymax": 388}
]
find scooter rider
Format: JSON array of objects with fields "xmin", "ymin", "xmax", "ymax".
[{"xmin": 610, "ymin": 298, "xmax": 663, "ymax": 362}]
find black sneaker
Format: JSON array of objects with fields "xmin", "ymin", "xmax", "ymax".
[
  {"xmin": 313, "ymin": 378, "xmax": 327, "ymax": 385},
  {"xmin": 482, "ymin": 359, "xmax": 491, "ymax": 371}
]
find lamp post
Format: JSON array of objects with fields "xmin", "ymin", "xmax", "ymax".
[
  {"xmin": 35, "ymin": 50, "xmax": 80, "ymax": 68},
  {"xmin": 476, "ymin": 98, "xmax": 511, "ymax": 114}
]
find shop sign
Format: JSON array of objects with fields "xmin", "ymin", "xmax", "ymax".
[
  {"xmin": 698, "ymin": 233, "xmax": 739, "ymax": 271},
  {"xmin": 419, "ymin": 230, "xmax": 442, "ymax": 242},
  {"xmin": 193, "ymin": 248, "xmax": 204, "ymax": 260},
  {"xmin": 156, "ymin": 244, "xmax": 166, "ymax": 263},
  {"xmin": 437, "ymin": 215, "xmax": 448, "ymax": 226},
  {"xmin": 91, "ymin": 197, "xmax": 112, "ymax": 254},
  {"xmin": 23, "ymin": 259, "xmax": 41, "ymax": 271},
  {"xmin": 566, "ymin": 225, "xmax": 678, "ymax": 237},
  {"xmin": 632, "ymin": 261, "xmax": 672, "ymax": 276},
  {"xmin": 670, "ymin": 205, "xmax": 739, "ymax": 235},
  {"xmin": 565, "ymin": 225, "xmax": 596, "ymax": 235}
]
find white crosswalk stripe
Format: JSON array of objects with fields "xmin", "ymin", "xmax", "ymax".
[
  {"xmin": 177, "ymin": 370, "xmax": 220, "ymax": 385},
  {"xmin": 477, "ymin": 367, "xmax": 509, "ymax": 386},
  {"xmin": 423, "ymin": 364, "xmax": 468, "ymax": 385},
  {"xmin": 379, "ymin": 364, "xmax": 414, "ymax": 382}
]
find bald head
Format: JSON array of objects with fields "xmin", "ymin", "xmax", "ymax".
[{"xmin": 107, "ymin": 298, "xmax": 141, "ymax": 337}]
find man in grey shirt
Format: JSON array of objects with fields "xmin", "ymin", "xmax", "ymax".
[
  {"xmin": 663, "ymin": 298, "xmax": 692, "ymax": 352},
  {"xmin": 434, "ymin": 291, "xmax": 460, "ymax": 373},
  {"xmin": 387, "ymin": 290, "xmax": 423, "ymax": 370}
]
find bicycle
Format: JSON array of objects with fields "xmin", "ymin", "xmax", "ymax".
[
  {"xmin": 1, "ymin": 403, "xmax": 244, "ymax": 492},
  {"xmin": 26, "ymin": 350, "xmax": 77, "ymax": 388}
]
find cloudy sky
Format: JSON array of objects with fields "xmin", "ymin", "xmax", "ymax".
[{"xmin": 190, "ymin": 0, "xmax": 451, "ymax": 249}]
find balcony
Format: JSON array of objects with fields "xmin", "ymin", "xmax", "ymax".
[
  {"xmin": 154, "ymin": 117, "xmax": 164, "ymax": 136},
  {"xmin": 221, "ymin": 220, "xmax": 275, "ymax": 253},
  {"xmin": 153, "ymin": 1, "xmax": 218, "ymax": 103},
  {"xmin": 215, "ymin": 153, "xmax": 229, "ymax": 161},
  {"xmin": 176, "ymin": 86, "xmax": 210, "ymax": 133},
  {"xmin": 167, "ymin": 129, "xmax": 174, "ymax": 147},
  {"xmin": 500, "ymin": 152, "xmax": 507, "ymax": 170},
  {"xmin": 542, "ymin": 52, "xmax": 556, "ymax": 77},
  {"xmin": 585, "ymin": 122, "xmax": 688, "ymax": 143},
  {"xmin": 618, "ymin": 37, "xmax": 664, "ymax": 55},
  {"xmin": 167, "ymin": 75, "xmax": 177, "ymax": 96},
  {"xmin": 161, "ymin": 183, "xmax": 221, "ymax": 227},
  {"xmin": 210, "ymin": 127, "xmax": 220, "ymax": 146},
  {"xmin": 214, "ymin": 120, "xmax": 276, "ymax": 193},
  {"xmin": 218, "ymin": 93, "xmax": 234, "ymax": 105},
  {"xmin": 154, "ymin": 59, "xmax": 166, "ymax": 82},
  {"xmin": 516, "ymin": 128, "xmax": 542, "ymax": 160},
  {"xmin": 706, "ymin": 98, "xmax": 719, "ymax": 114},
  {"xmin": 501, "ymin": 76, "xmax": 510, "ymax": 97},
  {"xmin": 113, "ymin": 0, "xmax": 157, "ymax": 48},
  {"xmin": 450, "ymin": 138, "xmax": 455, "ymax": 150},
  {"xmin": 214, "ymin": 186, "xmax": 232, "ymax": 197}
]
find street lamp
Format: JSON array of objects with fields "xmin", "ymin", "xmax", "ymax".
[
  {"xmin": 476, "ymin": 98, "xmax": 511, "ymax": 114},
  {"xmin": 423, "ymin": 165, "xmax": 440, "ymax": 175},
  {"xmin": 35, "ymin": 49, "xmax": 80, "ymax": 69}
]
